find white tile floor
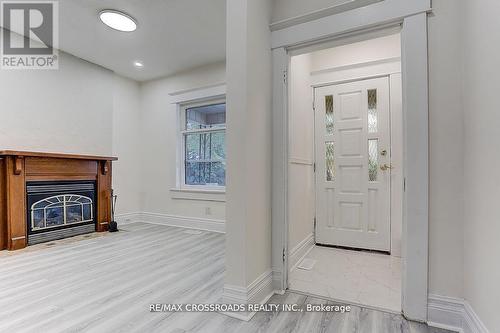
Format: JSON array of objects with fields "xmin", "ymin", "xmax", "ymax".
[{"xmin": 289, "ymin": 245, "xmax": 402, "ymax": 313}]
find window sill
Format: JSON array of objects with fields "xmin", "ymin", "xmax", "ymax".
[{"xmin": 170, "ymin": 188, "xmax": 226, "ymax": 202}]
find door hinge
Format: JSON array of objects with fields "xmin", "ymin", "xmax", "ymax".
[
  {"xmin": 282, "ymin": 248, "xmax": 286, "ymax": 262},
  {"xmin": 283, "ymin": 70, "xmax": 288, "ymax": 85},
  {"xmin": 313, "ymin": 163, "xmax": 316, "ymax": 173},
  {"xmin": 314, "ymin": 217, "xmax": 316, "ymax": 228},
  {"xmin": 404, "ymin": 177, "xmax": 406, "ymax": 192},
  {"xmin": 312, "ymin": 100, "xmax": 315, "ymax": 111}
]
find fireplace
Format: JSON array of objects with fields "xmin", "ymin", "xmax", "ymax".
[
  {"xmin": 26, "ymin": 181, "xmax": 97, "ymax": 245},
  {"xmin": 0, "ymin": 150, "xmax": 117, "ymax": 251}
]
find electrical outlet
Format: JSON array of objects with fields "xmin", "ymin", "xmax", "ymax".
[{"xmin": 205, "ymin": 207, "xmax": 212, "ymax": 215}]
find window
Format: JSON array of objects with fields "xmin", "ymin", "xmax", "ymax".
[{"xmin": 180, "ymin": 100, "xmax": 226, "ymax": 188}]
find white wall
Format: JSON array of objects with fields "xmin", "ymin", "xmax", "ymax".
[
  {"xmin": 288, "ymin": 54, "xmax": 315, "ymax": 253},
  {"xmin": 462, "ymin": 0, "xmax": 500, "ymax": 330},
  {"xmin": 112, "ymin": 76, "xmax": 142, "ymax": 215},
  {"xmin": 0, "ymin": 48, "xmax": 113, "ymax": 156},
  {"xmin": 139, "ymin": 62, "xmax": 226, "ymax": 221},
  {"xmin": 273, "ymin": 0, "xmax": 344, "ymax": 22},
  {"xmin": 309, "ymin": 34, "xmax": 401, "ymax": 72},
  {"xmin": 427, "ymin": 0, "xmax": 465, "ymax": 299},
  {"xmin": 224, "ymin": 0, "xmax": 273, "ymax": 296},
  {"xmin": 271, "ymin": 0, "xmax": 378, "ymax": 23},
  {"xmin": 0, "ymin": 40, "xmax": 225, "ymax": 222},
  {"xmin": 0, "ymin": 44, "xmax": 143, "ymax": 218},
  {"xmin": 243, "ymin": 0, "xmax": 273, "ymax": 286}
]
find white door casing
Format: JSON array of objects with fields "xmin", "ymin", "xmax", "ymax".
[
  {"xmin": 314, "ymin": 77, "xmax": 391, "ymax": 251},
  {"xmin": 271, "ymin": 3, "xmax": 430, "ymax": 321}
]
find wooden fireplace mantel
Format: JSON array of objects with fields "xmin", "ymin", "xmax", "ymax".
[
  {"xmin": 0, "ymin": 150, "xmax": 118, "ymax": 161},
  {"xmin": 0, "ymin": 150, "xmax": 117, "ymax": 251}
]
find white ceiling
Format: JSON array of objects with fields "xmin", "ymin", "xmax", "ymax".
[{"xmin": 58, "ymin": 0, "xmax": 226, "ymax": 82}]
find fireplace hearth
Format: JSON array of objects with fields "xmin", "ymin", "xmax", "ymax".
[{"xmin": 26, "ymin": 181, "xmax": 97, "ymax": 245}]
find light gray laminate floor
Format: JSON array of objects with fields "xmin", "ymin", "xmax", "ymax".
[{"xmin": 0, "ymin": 223, "xmax": 451, "ymax": 333}]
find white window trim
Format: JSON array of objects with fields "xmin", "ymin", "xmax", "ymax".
[
  {"xmin": 170, "ymin": 188, "xmax": 226, "ymax": 202},
  {"xmin": 176, "ymin": 96, "xmax": 227, "ymax": 193}
]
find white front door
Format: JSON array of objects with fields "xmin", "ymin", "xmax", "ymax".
[{"xmin": 314, "ymin": 77, "xmax": 391, "ymax": 252}]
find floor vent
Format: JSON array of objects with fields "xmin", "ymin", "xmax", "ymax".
[
  {"xmin": 297, "ymin": 258, "xmax": 316, "ymax": 270},
  {"xmin": 28, "ymin": 224, "xmax": 95, "ymax": 245}
]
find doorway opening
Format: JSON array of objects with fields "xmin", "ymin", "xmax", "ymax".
[{"xmin": 286, "ymin": 31, "xmax": 403, "ymax": 313}]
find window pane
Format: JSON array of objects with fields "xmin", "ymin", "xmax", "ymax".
[
  {"xmin": 368, "ymin": 89, "xmax": 377, "ymax": 133},
  {"xmin": 326, "ymin": 141, "xmax": 334, "ymax": 181},
  {"xmin": 185, "ymin": 133, "xmax": 212, "ymax": 161},
  {"xmin": 210, "ymin": 161, "xmax": 226, "ymax": 186},
  {"xmin": 185, "ymin": 132, "xmax": 225, "ymax": 161},
  {"xmin": 368, "ymin": 139, "xmax": 378, "ymax": 181},
  {"xmin": 186, "ymin": 103, "xmax": 226, "ymax": 130},
  {"xmin": 185, "ymin": 161, "xmax": 226, "ymax": 186},
  {"xmin": 185, "ymin": 133, "xmax": 202, "ymax": 160},
  {"xmin": 210, "ymin": 132, "xmax": 226, "ymax": 161},
  {"xmin": 185, "ymin": 161, "xmax": 205, "ymax": 185},
  {"xmin": 325, "ymin": 95, "xmax": 334, "ymax": 135}
]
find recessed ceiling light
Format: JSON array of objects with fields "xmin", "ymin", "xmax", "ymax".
[
  {"xmin": 133, "ymin": 61, "xmax": 144, "ymax": 68},
  {"xmin": 99, "ymin": 10, "xmax": 137, "ymax": 32}
]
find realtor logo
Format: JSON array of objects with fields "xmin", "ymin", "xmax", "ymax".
[{"xmin": 1, "ymin": 1, "xmax": 58, "ymax": 69}]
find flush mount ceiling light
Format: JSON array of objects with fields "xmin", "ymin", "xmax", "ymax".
[{"xmin": 99, "ymin": 10, "xmax": 137, "ymax": 32}]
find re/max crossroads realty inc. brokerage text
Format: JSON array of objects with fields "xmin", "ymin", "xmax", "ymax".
[{"xmin": 149, "ymin": 303, "xmax": 352, "ymax": 313}]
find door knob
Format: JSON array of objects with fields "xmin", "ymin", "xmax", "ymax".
[{"xmin": 380, "ymin": 164, "xmax": 393, "ymax": 171}]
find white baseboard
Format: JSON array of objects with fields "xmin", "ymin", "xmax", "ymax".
[
  {"xmin": 115, "ymin": 212, "xmax": 225, "ymax": 234},
  {"xmin": 115, "ymin": 212, "xmax": 143, "ymax": 224},
  {"xmin": 428, "ymin": 294, "xmax": 466, "ymax": 332},
  {"xmin": 289, "ymin": 233, "xmax": 314, "ymax": 271},
  {"xmin": 463, "ymin": 301, "xmax": 490, "ymax": 333},
  {"xmin": 428, "ymin": 294, "xmax": 489, "ymax": 333},
  {"xmin": 222, "ymin": 270, "xmax": 275, "ymax": 321}
]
